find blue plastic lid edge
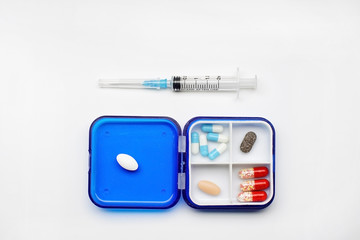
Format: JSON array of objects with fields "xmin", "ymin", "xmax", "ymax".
[
  {"xmin": 182, "ymin": 116, "xmax": 276, "ymax": 210},
  {"xmin": 88, "ymin": 115, "xmax": 182, "ymax": 209}
]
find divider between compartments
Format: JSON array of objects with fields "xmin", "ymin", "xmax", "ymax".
[
  {"xmin": 191, "ymin": 162, "xmax": 231, "ymax": 165},
  {"xmin": 231, "ymin": 162, "xmax": 271, "ymax": 165},
  {"xmin": 229, "ymin": 122, "xmax": 233, "ymax": 204}
]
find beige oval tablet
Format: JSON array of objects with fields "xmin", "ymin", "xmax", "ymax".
[{"xmin": 198, "ymin": 180, "xmax": 221, "ymax": 196}]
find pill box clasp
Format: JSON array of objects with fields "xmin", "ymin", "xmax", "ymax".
[
  {"xmin": 178, "ymin": 135, "xmax": 186, "ymax": 153},
  {"xmin": 178, "ymin": 173, "xmax": 185, "ymax": 190}
]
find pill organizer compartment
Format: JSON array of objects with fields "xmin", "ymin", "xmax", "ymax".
[
  {"xmin": 185, "ymin": 118, "xmax": 275, "ymax": 209},
  {"xmin": 190, "ymin": 165, "xmax": 230, "ymax": 205},
  {"xmin": 231, "ymin": 163, "xmax": 273, "ymax": 204},
  {"xmin": 232, "ymin": 122, "xmax": 272, "ymax": 164}
]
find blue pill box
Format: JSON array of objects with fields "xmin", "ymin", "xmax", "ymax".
[{"xmin": 88, "ymin": 116, "xmax": 275, "ymax": 210}]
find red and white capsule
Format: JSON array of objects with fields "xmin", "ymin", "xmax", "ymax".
[
  {"xmin": 240, "ymin": 179, "xmax": 270, "ymax": 192},
  {"xmin": 238, "ymin": 167, "xmax": 269, "ymax": 179},
  {"xmin": 237, "ymin": 191, "xmax": 267, "ymax": 202}
]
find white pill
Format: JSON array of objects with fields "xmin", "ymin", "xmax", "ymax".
[{"xmin": 116, "ymin": 154, "xmax": 138, "ymax": 171}]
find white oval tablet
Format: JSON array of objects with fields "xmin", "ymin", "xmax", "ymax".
[{"xmin": 116, "ymin": 154, "xmax": 138, "ymax": 171}]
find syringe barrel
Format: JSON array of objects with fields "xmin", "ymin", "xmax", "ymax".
[{"xmin": 171, "ymin": 75, "xmax": 257, "ymax": 92}]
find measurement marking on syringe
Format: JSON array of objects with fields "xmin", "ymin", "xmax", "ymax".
[{"xmin": 181, "ymin": 76, "xmax": 223, "ymax": 91}]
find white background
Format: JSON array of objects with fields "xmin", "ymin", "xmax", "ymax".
[{"xmin": 1, "ymin": 0, "xmax": 360, "ymax": 239}]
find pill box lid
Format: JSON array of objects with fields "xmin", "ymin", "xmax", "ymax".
[{"xmin": 88, "ymin": 116, "xmax": 182, "ymax": 209}]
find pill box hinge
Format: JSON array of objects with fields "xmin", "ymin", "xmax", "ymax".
[
  {"xmin": 178, "ymin": 173, "xmax": 185, "ymax": 190},
  {"xmin": 178, "ymin": 135, "xmax": 186, "ymax": 153}
]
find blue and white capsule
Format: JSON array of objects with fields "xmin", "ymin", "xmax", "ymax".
[
  {"xmin": 207, "ymin": 133, "xmax": 229, "ymax": 143},
  {"xmin": 199, "ymin": 134, "xmax": 209, "ymax": 156},
  {"xmin": 208, "ymin": 143, "xmax": 227, "ymax": 160},
  {"xmin": 191, "ymin": 132, "xmax": 200, "ymax": 154},
  {"xmin": 201, "ymin": 124, "xmax": 224, "ymax": 133}
]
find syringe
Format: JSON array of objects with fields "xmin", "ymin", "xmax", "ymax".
[{"xmin": 99, "ymin": 69, "xmax": 257, "ymax": 93}]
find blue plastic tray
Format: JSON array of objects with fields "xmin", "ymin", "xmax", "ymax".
[{"xmin": 89, "ymin": 116, "xmax": 181, "ymax": 208}]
